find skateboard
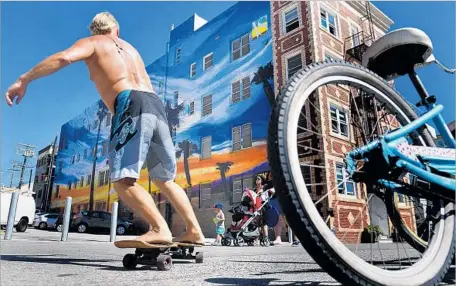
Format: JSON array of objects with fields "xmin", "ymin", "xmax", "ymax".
[{"xmin": 115, "ymin": 240, "xmax": 204, "ymax": 271}]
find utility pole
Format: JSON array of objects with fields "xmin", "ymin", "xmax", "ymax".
[
  {"xmin": 7, "ymin": 167, "xmax": 20, "ymax": 188},
  {"xmin": 15, "ymin": 143, "xmax": 36, "ymax": 189}
]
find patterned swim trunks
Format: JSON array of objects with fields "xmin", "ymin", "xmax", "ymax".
[{"xmin": 109, "ymin": 90, "xmax": 176, "ymax": 182}]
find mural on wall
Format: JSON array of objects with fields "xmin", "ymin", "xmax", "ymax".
[
  {"xmin": 51, "ymin": 1, "xmax": 273, "ymax": 213},
  {"xmin": 147, "ymin": 1, "xmax": 273, "ymax": 208},
  {"xmin": 51, "ymin": 101, "xmax": 115, "ymax": 211}
]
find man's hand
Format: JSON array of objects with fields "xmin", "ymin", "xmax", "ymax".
[{"xmin": 5, "ymin": 78, "xmax": 28, "ymax": 106}]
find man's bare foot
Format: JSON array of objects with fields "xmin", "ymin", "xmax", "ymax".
[
  {"xmin": 173, "ymin": 229, "xmax": 205, "ymax": 245},
  {"xmin": 134, "ymin": 227, "xmax": 173, "ymax": 244}
]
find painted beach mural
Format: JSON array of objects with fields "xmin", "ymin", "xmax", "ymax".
[{"xmin": 51, "ymin": 2, "xmax": 273, "ymax": 235}]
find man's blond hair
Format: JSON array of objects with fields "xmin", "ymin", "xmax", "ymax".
[{"xmin": 89, "ymin": 12, "xmax": 119, "ymax": 35}]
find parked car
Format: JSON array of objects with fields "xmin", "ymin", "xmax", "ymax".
[
  {"xmin": 54, "ymin": 213, "xmax": 75, "ymax": 232},
  {"xmin": 0, "ymin": 190, "xmax": 36, "ymax": 232},
  {"xmin": 71, "ymin": 211, "xmax": 133, "ymax": 235},
  {"xmin": 33, "ymin": 213, "xmax": 60, "ymax": 230}
]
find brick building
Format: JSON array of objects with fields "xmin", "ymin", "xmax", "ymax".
[{"xmin": 270, "ymin": 1, "xmax": 417, "ymax": 242}]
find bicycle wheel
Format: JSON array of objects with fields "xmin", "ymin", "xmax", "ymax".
[{"xmin": 268, "ymin": 60, "xmax": 455, "ymax": 286}]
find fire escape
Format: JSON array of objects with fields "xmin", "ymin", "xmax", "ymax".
[{"xmin": 343, "ymin": 1, "xmax": 376, "ymax": 63}]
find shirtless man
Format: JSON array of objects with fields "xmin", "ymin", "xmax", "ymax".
[{"xmin": 4, "ymin": 12, "xmax": 205, "ymax": 246}]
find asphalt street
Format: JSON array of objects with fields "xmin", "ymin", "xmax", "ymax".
[{"xmin": 1, "ymin": 229, "xmax": 454, "ymax": 286}]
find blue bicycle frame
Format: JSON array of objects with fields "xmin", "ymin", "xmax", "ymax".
[{"xmin": 345, "ymin": 71, "xmax": 455, "ymax": 198}]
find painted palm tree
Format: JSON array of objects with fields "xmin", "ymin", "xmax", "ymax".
[
  {"xmin": 89, "ymin": 101, "xmax": 109, "ymax": 211},
  {"xmin": 164, "ymin": 99, "xmax": 184, "ymax": 136},
  {"xmin": 176, "ymin": 140, "xmax": 199, "ymax": 187},
  {"xmin": 252, "ymin": 61, "xmax": 274, "ymax": 106},
  {"xmin": 216, "ymin": 162, "xmax": 234, "ymax": 201}
]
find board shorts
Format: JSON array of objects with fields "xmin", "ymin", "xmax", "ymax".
[{"xmin": 109, "ymin": 90, "xmax": 176, "ymax": 183}]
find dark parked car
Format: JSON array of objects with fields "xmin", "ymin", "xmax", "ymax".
[
  {"xmin": 54, "ymin": 213, "xmax": 75, "ymax": 232},
  {"xmin": 71, "ymin": 210, "xmax": 133, "ymax": 235}
]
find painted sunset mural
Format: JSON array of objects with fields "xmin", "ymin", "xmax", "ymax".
[
  {"xmin": 51, "ymin": 2, "xmax": 273, "ymax": 228},
  {"xmin": 147, "ymin": 1, "xmax": 273, "ymax": 209}
]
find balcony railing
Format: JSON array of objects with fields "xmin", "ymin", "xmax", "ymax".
[{"xmin": 344, "ymin": 31, "xmax": 374, "ymax": 63}]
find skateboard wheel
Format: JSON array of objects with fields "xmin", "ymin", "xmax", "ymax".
[
  {"xmin": 122, "ymin": 254, "xmax": 137, "ymax": 270},
  {"xmin": 156, "ymin": 255, "xmax": 173, "ymax": 271},
  {"xmin": 195, "ymin": 252, "xmax": 203, "ymax": 264}
]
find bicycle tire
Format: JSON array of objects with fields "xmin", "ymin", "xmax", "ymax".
[{"xmin": 268, "ymin": 60, "xmax": 455, "ymax": 286}]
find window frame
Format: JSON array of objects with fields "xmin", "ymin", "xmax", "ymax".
[
  {"xmin": 190, "ymin": 62, "xmax": 196, "ymax": 78},
  {"xmin": 335, "ymin": 162, "xmax": 357, "ymax": 197},
  {"xmin": 319, "ymin": 6, "xmax": 339, "ymax": 38},
  {"xmin": 200, "ymin": 136, "xmax": 212, "ymax": 160},
  {"xmin": 203, "ymin": 52, "xmax": 214, "ymax": 71},
  {"xmin": 329, "ymin": 104, "xmax": 350, "ymax": 138},
  {"xmin": 285, "ymin": 52, "xmax": 303, "ymax": 80},
  {"xmin": 282, "ymin": 5, "xmax": 300, "ymax": 35}
]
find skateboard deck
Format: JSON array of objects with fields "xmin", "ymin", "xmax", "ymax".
[
  {"xmin": 114, "ymin": 240, "xmax": 204, "ymax": 249},
  {"xmin": 115, "ymin": 240, "xmax": 204, "ymax": 270}
]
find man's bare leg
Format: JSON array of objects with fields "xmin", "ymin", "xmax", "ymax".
[
  {"xmin": 153, "ymin": 180, "xmax": 205, "ymax": 244},
  {"xmin": 114, "ymin": 178, "xmax": 172, "ymax": 244}
]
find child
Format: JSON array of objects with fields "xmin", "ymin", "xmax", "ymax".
[{"xmin": 212, "ymin": 202, "xmax": 225, "ymax": 246}]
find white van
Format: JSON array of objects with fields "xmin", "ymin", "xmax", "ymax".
[{"xmin": 1, "ymin": 189, "xmax": 36, "ymax": 232}]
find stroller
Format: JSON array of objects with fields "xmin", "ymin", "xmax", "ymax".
[{"xmin": 221, "ymin": 188, "xmax": 278, "ymax": 247}]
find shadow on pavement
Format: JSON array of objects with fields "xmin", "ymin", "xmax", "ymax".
[
  {"xmin": 229, "ymin": 260, "xmax": 317, "ymax": 265},
  {"xmin": 0, "ymin": 255, "xmax": 191, "ymax": 272},
  {"xmin": 205, "ymin": 278, "xmax": 338, "ymax": 285}
]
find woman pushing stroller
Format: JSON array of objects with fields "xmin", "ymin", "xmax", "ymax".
[{"xmin": 254, "ymin": 174, "xmax": 276, "ymax": 246}]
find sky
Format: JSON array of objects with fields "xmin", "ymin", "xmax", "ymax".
[{"xmin": 1, "ymin": 1, "xmax": 455, "ymax": 187}]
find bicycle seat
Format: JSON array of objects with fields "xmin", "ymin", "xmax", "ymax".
[{"xmin": 362, "ymin": 28, "xmax": 434, "ymax": 80}]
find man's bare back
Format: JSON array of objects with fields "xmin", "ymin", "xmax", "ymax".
[
  {"xmin": 84, "ymin": 35, "xmax": 154, "ymax": 112},
  {"xmin": 5, "ymin": 11, "xmax": 205, "ymax": 246}
]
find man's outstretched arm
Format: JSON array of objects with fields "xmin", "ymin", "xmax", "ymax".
[
  {"xmin": 5, "ymin": 37, "xmax": 95, "ymax": 106},
  {"xmin": 20, "ymin": 37, "xmax": 95, "ymax": 83}
]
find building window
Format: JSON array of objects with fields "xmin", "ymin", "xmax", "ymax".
[
  {"xmin": 199, "ymin": 183, "xmax": 211, "ymax": 208},
  {"xmin": 232, "ymin": 179, "xmax": 243, "ymax": 203},
  {"xmin": 336, "ymin": 162, "xmax": 356, "ymax": 196},
  {"xmin": 320, "ymin": 8, "xmax": 338, "ymax": 37},
  {"xmin": 324, "ymin": 51, "xmax": 339, "ymax": 61},
  {"xmin": 283, "ymin": 7, "xmax": 300, "ymax": 33},
  {"xmin": 232, "ymin": 177, "xmax": 254, "ymax": 203},
  {"xmin": 286, "ymin": 53, "xmax": 302, "ymax": 79},
  {"xmin": 189, "ymin": 101, "xmax": 195, "ymax": 115},
  {"xmin": 203, "ymin": 53, "xmax": 213, "ymax": 71},
  {"xmin": 232, "ymin": 123, "xmax": 252, "ymax": 151},
  {"xmin": 201, "ymin": 136, "xmax": 212, "ymax": 160},
  {"xmin": 231, "ymin": 33, "xmax": 250, "ymax": 61},
  {"xmin": 190, "ymin": 62, "xmax": 196, "ymax": 78},
  {"xmin": 242, "ymin": 123, "xmax": 252, "ymax": 148},
  {"xmin": 202, "ymin": 94, "xmax": 212, "ymax": 117},
  {"xmin": 175, "ymin": 48, "xmax": 181, "ymax": 64},
  {"xmin": 231, "ymin": 76, "xmax": 251, "ymax": 104},
  {"xmin": 350, "ymin": 23, "xmax": 360, "ymax": 47},
  {"xmin": 173, "ymin": 91, "xmax": 179, "ymax": 108},
  {"xmin": 106, "ymin": 113, "xmax": 112, "ymax": 127},
  {"xmin": 330, "ymin": 105, "xmax": 349, "ymax": 137}
]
